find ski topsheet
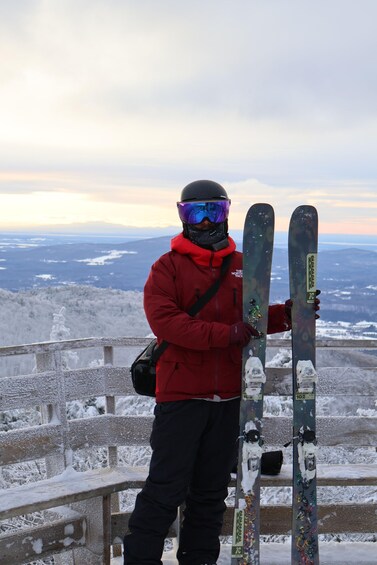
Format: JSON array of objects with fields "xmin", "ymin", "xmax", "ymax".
[
  {"xmin": 231, "ymin": 203, "xmax": 274, "ymax": 565},
  {"xmin": 289, "ymin": 205, "xmax": 319, "ymax": 565}
]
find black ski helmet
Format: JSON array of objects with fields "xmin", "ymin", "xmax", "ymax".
[
  {"xmin": 178, "ymin": 180, "xmax": 230, "ymax": 251},
  {"xmin": 180, "ymin": 180, "xmax": 229, "ymax": 202}
]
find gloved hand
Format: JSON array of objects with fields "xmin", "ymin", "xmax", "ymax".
[
  {"xmin": 284, "ymin": 299, "xmax": 293, "ymax": 322},
  {"xmin": 284, "ymin": 289, "xmax": 321, "ymax": 321},
  {"xmin": 230, "ymin": 322, "xmax": 259, "ymax": 346}
]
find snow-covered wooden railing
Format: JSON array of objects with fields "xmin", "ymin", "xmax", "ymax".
[{"xmin": 0, "ymin": 337, "xmax": 377, "ymax": 564}]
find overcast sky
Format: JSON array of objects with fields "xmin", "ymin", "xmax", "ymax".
[{"xmin": 0, "ymin": 0, "xmax": 376, "ymax": 234}]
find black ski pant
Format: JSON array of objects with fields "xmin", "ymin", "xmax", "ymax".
[{"xmin": 123, "ymin": 398, "xmax": 240, "ymax": 565}]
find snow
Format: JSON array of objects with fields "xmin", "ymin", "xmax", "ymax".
[
  {"xmin": 64, "ymin": 524, "xmax": 74, "ymax": 535},
  {"xmin": 31, "ymin": 537, "xmax": 43, "ymax": 554},
  {"xmin": 112, "ymin": 542, "xmax": 377, "ymax": 564},
  {"xmin": 75, "ymin": 250, "xmax": 137, "ymax": 266},
  {"xmin": 231, "ymin": 269, "xmax": 243, "ymax": 278},
  {"xmin": 0, "ymin": 286, "xmax": 376, "ymax": 564},
  {"xmin": 35, "ymin": 274, "xmax": 56, "ymax": 280},
  {"xmin": 41, "ymin": 259, "xmax": 67, "ymax": 264}
]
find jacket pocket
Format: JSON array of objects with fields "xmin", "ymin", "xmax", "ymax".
[{"xmin": 161, "ymin": 345, "xmax": 203, "ymax": 366}]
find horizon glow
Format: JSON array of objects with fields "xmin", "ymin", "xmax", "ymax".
[{"xmin": 0, "ymin": 2, "xmax": 376, "ymax": 236}]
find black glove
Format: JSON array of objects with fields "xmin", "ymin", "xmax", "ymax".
[
  {"xmin": 230, "ymin": 322, "xmax": 259, "ymax": 346},
  {"xmin": 284, "ymin": 289, "xmax": 321, "ymax": 321},
  {"xmin": 284, "ymin": 299, "xmax": 293, "ymax": 322}
]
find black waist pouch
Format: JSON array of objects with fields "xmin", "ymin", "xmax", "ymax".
[
  {"xmin": 130, "ymin": 339, "xmax": 157, "ymax": 398},
  {"xmin": 261, "ymin": 450, "xmax": 284, "ymax": 476},
  {"xmin": 232, "ymin": 450, "xmax": 283, "ymax": 476}
]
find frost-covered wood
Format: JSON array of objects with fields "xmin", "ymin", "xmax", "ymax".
[
  {"xmin": 0, "ymin": 424, "xmax": 63, "ymax": 465},
  {"xmin": 2, "ymin": 365, "xmax": 376, "ymax": 414},
  {"xmin": 111, "ymin": 501, "xmax": 377, "ymax": 539},
  {"xmin": 262, "ymin": 416, "xmax": 377, "ymax": 447},
  {"xmin": 267, "ymin": 338, "xmax": 377, "ymax": 349},
  {"xmin": 0, "ymin": 466, "xmax": 148, "ymax": 520},
  {"xmin": 3, "ymin": 411, "xmax": 373, "ymax": 467},
  {"xmin": 265, "ymin": 366, "xmax": 377, "ymax": 396},
  {"xmin": 0, "ymin": 336, "xmax": 377, "ymax": 564},
  {"xmin": 241, "ymin": 463, "xmax": 377, "ymax": 487},
  {"xmin": 0, "ymin": 371, "xmax": 58, "ymax": 410},
  {"xmin": 3, "ymin": 463, "xmax": 377, "ymax": 523},
  {"xmin": 0, "ymin": 511, "xmax": 85, "ymax": 564},
  {"xmin": 0, "ymin": 336, "xmax": 375, "ymax": 358},
  {"xmin": 222, "ymin": 502, "xmax": 377, "ymax": 535},
  {"xmin": 0, "ymin": 336, "xmax": 150, "ymax": 357}
]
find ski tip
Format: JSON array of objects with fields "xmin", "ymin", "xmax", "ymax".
[
  {"xmin": 245, "ymin": 203, "xmax": 275, "ymax": 224},
  {"xmin": 289, "ymin": 205, "xmax": 318, "ymax": 228},
  {"xmin": 248, "ymin": 202, "xmax": 274, "ymax": 212},
  {"xmin": 291, "ymin": 204, "xmax": 318, "ymax": 217}
]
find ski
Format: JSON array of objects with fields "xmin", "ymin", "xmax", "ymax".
[
  {"xmin": 289, "ymin": 205, "xmax": 319, "ymax": 565},
  {"xmin": 231, "ymin": 203, "xmax": 274, "ymax": 565}
]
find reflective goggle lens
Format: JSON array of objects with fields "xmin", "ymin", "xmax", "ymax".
[{"xmin": 177, "ymin": 200, "xmax": 230, "ymax": 224}]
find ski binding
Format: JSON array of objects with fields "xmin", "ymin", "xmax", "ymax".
[
  {"xmin": 244, "ymin": 354, "xmax": 266, "ymax": 399},
  {"xmin": 298, "ymin": 428, "xmax": 318, "ymax": 483},
  {"xmin": 296, "ymin": 359, "xmax": 317, "ymax": 399},
  {"xmin": 241, "ymin": 423, "xmax": 264, "ymax": 494}
]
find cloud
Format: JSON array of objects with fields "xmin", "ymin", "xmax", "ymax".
[
  {"xmin": 0, "ymin": 1, "xmax": 376, "ymax": 233},
  {"xmin": 2, "ymin": 1, "xmax": 377, "ymax": 125}
]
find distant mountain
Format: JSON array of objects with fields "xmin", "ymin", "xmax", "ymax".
[
  {"xmin": 3, "ymin": 223, "xmax": 377, "ymax": 250},
  {"xmin": 0, "ymin": 235, "xmax": 173, "ymax": 292},
  {"xmin": 315, "ymin": 248, "xmax": 377, "ymax": 322},
  {"xmin": 0, "ymin": 233, "xmax": 377, "ymax": 324},
  {"xmin": 3, "ymin": 222, "xmax": 180, "ymax": 238}
]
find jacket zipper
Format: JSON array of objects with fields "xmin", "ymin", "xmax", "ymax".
[{"xmin": 212, "ymin": 252, "xmax": 221, "ymax": 398}]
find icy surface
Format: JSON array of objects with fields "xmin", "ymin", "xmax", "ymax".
[
  {"xmin": 112, "ymin": 541, "xmax": 377, "ymax": 564},
  {"xmin": 0, "ymin": 288, "xmax": 377, "ymax": 564}
]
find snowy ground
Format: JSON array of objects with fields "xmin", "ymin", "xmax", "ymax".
[
  {"xmin": 112, "ymin": 542, "xmax": 377, "ymax": 565},
  {"xmin": 1, "ymin": 287, "xmax": 377, "ymax": 564}
]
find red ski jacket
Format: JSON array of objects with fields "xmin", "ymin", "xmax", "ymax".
[{"xmin": 143, "ymin": 233, "xmax": 290, "ymax": 402}]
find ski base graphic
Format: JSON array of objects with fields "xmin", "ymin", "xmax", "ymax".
[
  {"xmin": 289, "ymin": 205, "xmax": 319, "ymax": 565},
  {"xmin": 232, "ymin": 203, "xmax": 274, "ymax": 565}
]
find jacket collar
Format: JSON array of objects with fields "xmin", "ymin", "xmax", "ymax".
[{"xmin": 171, "ymin": 233, "xmax": 236, "ymax": 267}]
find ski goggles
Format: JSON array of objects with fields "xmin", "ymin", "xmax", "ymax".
[{"xmin": 177, "ymin": 200, "xmax": 230, "ymax": 225}]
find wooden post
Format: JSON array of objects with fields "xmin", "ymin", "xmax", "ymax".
[
  {"xmin": 36, "ymin": 351, "xmax": 66, "ymax": 476},
  {"xmin": 104, "ymin": 345, "xmax": 122, "ymax": 559}
]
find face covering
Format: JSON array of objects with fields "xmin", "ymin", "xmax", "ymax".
[{"xmin": 184, "ymin": 221, "xmax": 229, "ymax": 251}]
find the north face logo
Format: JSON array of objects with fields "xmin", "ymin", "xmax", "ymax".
[{"xmin": 231, "ymin": 269, "xmax": 243, "ymax": 278}]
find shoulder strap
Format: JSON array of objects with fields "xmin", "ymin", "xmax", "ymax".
[
  {"xmin": 152, "ymin": 253, "xmax": 232, "ymax": 363},
  {"xmin": 186, "ymin": 253, "xmax": 231, "ymax": 317}
]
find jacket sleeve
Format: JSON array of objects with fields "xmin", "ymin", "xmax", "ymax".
[
  {"xmin": 267, "ymin": 304, "xmax": 291, "ymax": 334},
  {"xmin": 143, "ymin": 254, "xmax": 231, "ymax": 350}
]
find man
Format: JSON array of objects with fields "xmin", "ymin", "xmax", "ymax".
[{"xmin": 124, "ymin": 180, "xmax": 318, "ymax": 565}]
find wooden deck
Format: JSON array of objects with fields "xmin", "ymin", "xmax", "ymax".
[{"xmin": 0, "ymin": 336, "xmax": 376, "ymax": 564}]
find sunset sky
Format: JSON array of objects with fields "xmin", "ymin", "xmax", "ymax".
[{"xmin": 0, "ymin": 0, "xmax": 376, "ymax": 235}]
